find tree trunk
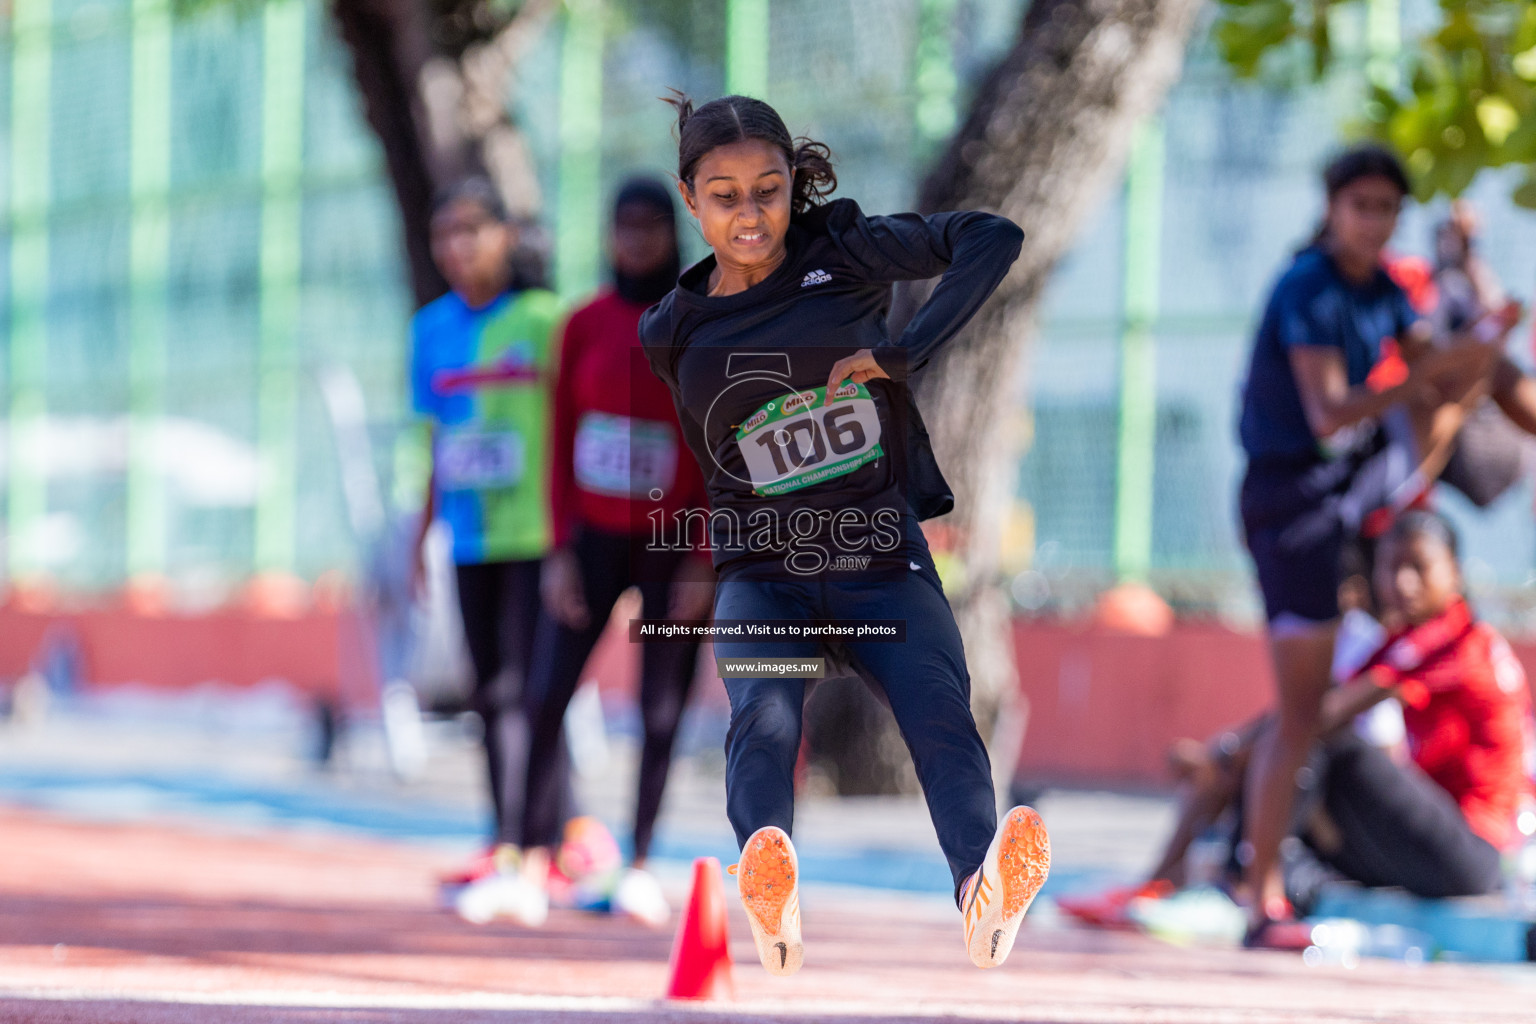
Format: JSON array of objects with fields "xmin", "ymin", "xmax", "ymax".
[
  {"xmin": 330, "ymin": 0, "xmax": 556, "ymax": 307},
  {"xmin": 331, "ymin": 0, "xmax": 444, "ymax": 305},
  {"xmin": 913, "ymin": 0, "xmax": 1204, "ymax": 770},
  {"xmin": 813, "ymin": 0, "xmax": 1202, "ymax": 797}
]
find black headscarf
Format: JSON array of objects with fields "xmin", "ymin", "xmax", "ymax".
[{"xmin": 611, "ymin": 176, "xmax": 681, "ymax": 305}]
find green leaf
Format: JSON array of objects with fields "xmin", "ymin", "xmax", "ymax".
[
  {"xmin": 1513, "ymin": 46, "xmax": 1536, "ymax": 81},
  {"xmin": 1214, "ymin": 0, "xmax": 1302, "ymax": 78},
  {"xmin": 1212, "ymin": 0, "xmax": 1536, "ymax": 206},
  {"xmin": 1515, "ymin": 2, "xmax": 1536, "ymax": 52},
  {"xmin": 1477, "ymin": 94, "xmax": 1519, "ymax": 145}
]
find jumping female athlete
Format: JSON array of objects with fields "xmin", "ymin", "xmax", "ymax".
[{"xmin": 639, "ymin": 94, "xmax": 1050, "ymax": 974}]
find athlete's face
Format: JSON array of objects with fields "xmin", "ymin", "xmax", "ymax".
[
  {"xmin": 430, "ymin": 198, "xmax": 515, "ymax": 301},
  {"xmin": 1377, "ymin": 531, "xmax": 1461, "ymax": 626},
  {"xmin": 1327, "ymin": 176, "xmax": 1402, "ymax": 265},
  {"xmin": 680, "ymin": 138, "xmax": 792, "ymax": 277}
]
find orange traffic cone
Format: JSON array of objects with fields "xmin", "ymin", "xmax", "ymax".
[{"xmin": 664, "ymin": 856, "xmax": 734, "ymax": 1000}]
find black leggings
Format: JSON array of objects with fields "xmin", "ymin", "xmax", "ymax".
[
  {"xmin": 712, "ymin": 551, "xmax": 997, "ymax": 903},
  {"xmin": 455, "ymin": 560, "xmax": 574, "ymax": 847},
  {"xmin": 522, "ymin": 529, "xmax": 702, "ymax": 860},
  {"xmin": 1297, "ymin": 731, "xmax": 1502, "ymax": 899}
]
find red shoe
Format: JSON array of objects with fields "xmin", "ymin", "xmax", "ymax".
[
  {"xmin": 1057, "ymin": 879, "xmax": 1175, "ymax": 929},
  {"xmin": 1242, "ymin": 917, "xmax": 1313, "ymax": 951},
  {"xmin": 1242, "ymin": 896, "xmax": 1310, "ymax": 951},
  {"xmin": 439, "ymin": 847, "xmax": 498, "ymax": 888},
  {"xmin": 442, "ymin": 846, "xmax": 597, "ymax": 910}
]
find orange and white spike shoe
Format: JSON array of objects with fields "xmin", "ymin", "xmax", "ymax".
[
  {"xmin": 961, "ymin": 805, "xmax": 1051, "ymax": 968},
  {"xmin": 728, "ymin": 825, "xmax": 803, "ymax": 976}
]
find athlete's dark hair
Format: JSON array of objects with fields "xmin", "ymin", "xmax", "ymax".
[
  {"xmin": 432, "ymin": 176, "xmax": 508, "ymax": 222},
  {"xmin": 1387, "ymin": 509, "xmax": 1460, "ymax": 561},
  {"xmin": 1304, "ymin": 144, "xmax": 1411, "ymax": 250},
  {"xmin": 1324, "ymin": 144, "xmax": 1411, "ymax": 199},
  {"xmin": 1327, "ymin": 144, "xmax": 1406, "ymax": 199},
  {"xmin": 663, "ymin": 91, "xmax": 836, "ymax": 215}
]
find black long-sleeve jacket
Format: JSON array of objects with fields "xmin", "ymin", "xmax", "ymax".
[{"xmin": 639, "ymin": 198, "xmax": 1022, "ymax": 579}]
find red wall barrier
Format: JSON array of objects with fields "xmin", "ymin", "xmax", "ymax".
[
  {"xmin": 0, "ymin": 604, "xmax": 376, "ymax": 710},
  {"xmin": 1009, "ymin": 621, "xmax": 1271, "ymax": 785},
  {"xmin": 0, "ymin": 596, "xmax": 712, "ymax": 715},
  {"xmin": 1010, "ymin": 619, "xmax": 1536, "ymax": 786}
]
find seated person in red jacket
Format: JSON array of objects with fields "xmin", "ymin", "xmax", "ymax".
[
  {"xmin": 1063, "ymin": 510, "xmax": 1533, "ymax": 928},
  {"xmin": 1305, "ymin": 509, "xmax": 1534, "ymax": 898},
  {"xmin": 1060, "ymin": 542, "xmax": 1389, "ymax": 926}
]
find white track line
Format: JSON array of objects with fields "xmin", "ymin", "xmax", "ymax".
[{"xmin": 0, "ymin": 986, "xmax": 1456, "ymax": 1024}]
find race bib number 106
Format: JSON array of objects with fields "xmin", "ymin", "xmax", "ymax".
[{"xmin": 735, "ymin": 382, "xmax": 883, "ymax": 495}]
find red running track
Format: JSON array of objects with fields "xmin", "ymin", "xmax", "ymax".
[{"xmin": 0, "ymin": 806, "xmax": 1528, "ymax": 1023}]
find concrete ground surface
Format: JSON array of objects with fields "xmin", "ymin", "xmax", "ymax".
[{"xmin": 1, "ymin": 690, "xmax": 1534, "ymax": 1022}]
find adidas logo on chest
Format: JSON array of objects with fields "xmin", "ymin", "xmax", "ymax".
[{"xmin": 800, "ymin": 269, "xmax": 832, "ymax": 288}]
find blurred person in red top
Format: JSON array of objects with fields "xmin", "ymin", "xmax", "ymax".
[
  {"xmin": 1269, "ymin": 509, "xmax": 1534, "ymax": 912},
  {"xmin": 515, "ymin": 177, "xmax": 714, "ymax": 927},
  {"xmin": 1062, "ymin": 511, "xmax": 1534, "ymax": 934},
  {"xmin": 543, "ymin": 178, "xmax": 710, "ymax": 554}
]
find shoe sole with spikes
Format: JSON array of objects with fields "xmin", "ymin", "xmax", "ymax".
[
  {"xmin": 732, "ymin": 826, "xmax": 802, "ymax": 976},
  {"xmin": 963, "ymin": 806, "xmax": 1050, "ymax": 968}
]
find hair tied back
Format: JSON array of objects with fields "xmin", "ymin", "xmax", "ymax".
[
  {"xmin": 791, "ymin": 138, "xmax": 837, "ymax": 213},
  {"xmin": 663, "ymin": 88, "xmax": 694, "ymax": 139}
]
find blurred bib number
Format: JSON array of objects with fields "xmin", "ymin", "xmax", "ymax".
[
  {"xmin": 735, "ymin": 382, "xmax": 883, "ymax": 496},
  {"xmin": 574, "ymin": 412, "xmax": 678, "ymax": 497},
  {"xmin": 438, "ymin": 427, "xmax": 524, "ymax": 491}
]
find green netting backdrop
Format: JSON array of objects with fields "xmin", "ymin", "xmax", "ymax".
[{"xmin": 3, "ymin": 0, "xmax": 1536, "ymax": 626}]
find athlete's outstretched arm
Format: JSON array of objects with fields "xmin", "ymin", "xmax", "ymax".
[{"xmin": 827, "ymin": 202, "xmax": 1022, "ymax": 380}]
